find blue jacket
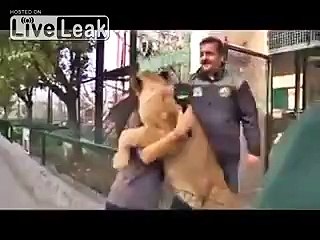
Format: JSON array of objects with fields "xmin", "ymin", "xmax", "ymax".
[{"xmin": 190, "ymin": 67, "xmax": 261, "ymax": 162}]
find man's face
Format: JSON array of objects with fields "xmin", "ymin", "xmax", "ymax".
[{"xmin": 200, "ymin": 42, "xmax": 223, "ymax": 73}]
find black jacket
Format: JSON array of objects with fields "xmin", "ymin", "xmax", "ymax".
[{"xmin": 190, "ymin": 67, "xmax": 261, "ymax": 162}]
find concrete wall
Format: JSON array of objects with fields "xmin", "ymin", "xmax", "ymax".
[
  {"xmin": 305, "ymin": 60, "xmax": 320, "ymax": 104},
  {"xmin": 272, "ymin": 52, "xmax": 293, "ymax": 75}
]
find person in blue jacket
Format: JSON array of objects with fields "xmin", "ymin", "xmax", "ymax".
[{"xmin": 171, "ymin": 36, "xmax": 261, "ymax": 209}]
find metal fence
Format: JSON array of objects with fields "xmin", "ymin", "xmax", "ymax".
[
  {"xmin": 6, "ymin": 121, "xmax": 117, "ymax": 196},
  {"xmin": 268, "ymin": 30, "xmax": 320, "ymax": 54}
]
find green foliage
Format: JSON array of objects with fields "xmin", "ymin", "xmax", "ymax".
[
  {"xmin": 0, "ymin": 33, "xmax": 40, "ymax": 113},
  {"xmin": 0, "ymin": 79, "xmax": 15, "ymax": 108},
  {"xmin": 0, "ymin": 78, "xmax": 15, "ymax": 118},
  {"xmin": 0, "ymin": 30, "xmax": 94, "ymax": 127},
  {"xmin": 0, "ymin": 31, "xmax": 93, "ymax": 92}
]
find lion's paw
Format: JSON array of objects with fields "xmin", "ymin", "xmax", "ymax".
[
  {"xmin": 112, "ymin": 150, "xmax": 130, "ymax": 169},
  {"xmin": 140, "ymin": 147, "xmax": 155, "ymax": 164}
]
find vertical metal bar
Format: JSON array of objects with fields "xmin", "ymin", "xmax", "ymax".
[
  {"xmin": 8, "ymin": 124, "xmax": 13, "ymax": 143},
  {"xmin": 47, "ymin": 88, "xmax": 52, "ymax": 124},
  {"xmin": 77, "ymin": 84, "xmax": 81, "ymax": 130},
  {"xmin": 41, "ymin": 132, "xmax": 46, "ymax": 166},
  {"xmin": 294, "ymin": 51, "xmax": 302, "ymax": 116},
  {"xmin": 29, "ymin": 128, "xmax": 33, "ymax": 156},
  {"xmin": 130, "ymin": 30, "xmax": 138, "ymax": 73},
  {"xmin": 122, "ymin": 31, "xmax": 127, "ymax": 92},
  {"xmin": 302, "ymin": 50, "xmax": 308, "ymax": 111},
  {"xmin": 264, "ymin": 58, "xmax": 273, "ymax": 173},
  {"xmin": 75, "ymin": 51, "xmax": 82, "ymax": 137},
  {"xmin": 94, "ymin": 37, "xmax": 105, "ymax": 144},
  {"xmin": 17, "ymin": 99, "xmax": 21, "ymax": 119}
]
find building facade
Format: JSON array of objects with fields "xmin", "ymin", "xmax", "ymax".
[
  {"xmin": 137, "ymin": 31, "xmax": 191, "ymax": 81},
  {"xmin": 268, "ymin": 30, "xmax": 320, "ymax": 113}
]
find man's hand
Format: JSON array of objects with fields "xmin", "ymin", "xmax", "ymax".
[{"xmin": 247, "ymin": 154, "xmax": 259, "ymax": 166}]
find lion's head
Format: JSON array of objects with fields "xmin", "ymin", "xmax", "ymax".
[{"xmin": 130, "ymin": 70, "xmax": 173, "ymax": 96}]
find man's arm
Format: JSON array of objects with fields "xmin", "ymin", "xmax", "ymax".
[{"xmin": 237, "ymin": 81, "xmax": 261, "ymax": 157}]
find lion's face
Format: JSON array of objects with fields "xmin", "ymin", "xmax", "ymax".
[
  {"xmin": 134, "ymin": 71, "xmax": 179, "ymax": 130},
  {"xmin": 131, "ymin": 70, "xmax": 173, "ymax": 96}
]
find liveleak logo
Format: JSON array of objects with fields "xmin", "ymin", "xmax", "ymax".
[{"xmin": 10, "ymin": 15, "xmax": 110, "ymax": 40}]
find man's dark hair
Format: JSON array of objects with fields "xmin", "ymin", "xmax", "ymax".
[{"xmin": 200, "ymin": 36, "xmax": 226, "ymax": 55}]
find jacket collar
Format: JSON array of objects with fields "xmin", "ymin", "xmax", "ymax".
[{"xmin": 192, "ymin": 64, "xmax": 230, "ymax": 83}]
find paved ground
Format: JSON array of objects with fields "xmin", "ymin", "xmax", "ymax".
[
  {"xmin": 0, "ymin": 155, "xmax": 37, "ymax": 209},
  {"xmin": 0, "ymin": 153, "xmax": 55, "ymax": 209},
  {"xmin": 237, "ymin": 123, "xmax": 265, "ymax": 208}
]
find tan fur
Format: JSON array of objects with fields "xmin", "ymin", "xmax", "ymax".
[
  {"xmin": 112, "ymin": 71, "xmax": 180, "ymax": 169},
  {"xmin": 113, "ymin": 71, "xmax": 238, "ymax": 208},
  {"xmin": 141, "ymin": 107, "xmax": 239, "ymax": 208}
]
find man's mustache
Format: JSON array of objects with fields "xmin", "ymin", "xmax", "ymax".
[{"xmin": 201, "ymin": 60, "xmax": 211, "ymax": 65}]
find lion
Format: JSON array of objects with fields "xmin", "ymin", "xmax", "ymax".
[
  {"xmin": 112, "ymin": 70, "xmax": 238, "ymax": 208},
  {"xmin": 112, "ymin": 70, "xmax": 181, "ymax": 169}
]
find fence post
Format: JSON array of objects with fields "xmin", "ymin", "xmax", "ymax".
[
  {"xmin": 41, "ymin": 132, "xmax": 46, "ymax": 165},
  {"xmin": 8, "ymin": 125, "xmax": 13, "ymax": 143}
]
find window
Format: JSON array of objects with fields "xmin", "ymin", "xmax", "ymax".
[
  {"xmin": 273, "ymin": 88, "xmax": 289, "ymax": 109},
  {"xmin": 273, "ymin": 87, "xmax": 303, "ymax": 110}
]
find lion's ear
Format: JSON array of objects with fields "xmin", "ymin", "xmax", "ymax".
[{"xmin": 158, "ymin": 70, "xmax": 170, "ymax": 80}]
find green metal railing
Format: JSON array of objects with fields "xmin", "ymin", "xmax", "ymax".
[
  {"xmin": 36, "ymin": 129, "xmax": 116, "ymax": 166},
  {"xmin": 0, "ymin": 119, "xmax": 13, "ymax": 141},
  {"xmin": 3, "ymin": 120, "xmax": 118, "ymax": 195},
  {"xmin": 33, "ymin": 129, "xmax": 117, "ymax": 194}
]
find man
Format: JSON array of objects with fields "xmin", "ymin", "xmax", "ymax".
[
  {"xmin": 105, "ymin": 146, "xmax": 164, "ymax": 210},
  {"xmin": 105, "ymin": 102, "xmax": 165, "ymax": 210},
  {"xmin": 170, "ymin": 36, "xmax": 261, "ymax": 208},
  {"xmin": 104, "ymin": 70, "xmax": 177, "ymax": 210}
]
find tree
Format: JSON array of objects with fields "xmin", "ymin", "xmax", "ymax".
[
  {"xmin": 28, "ymin": 41, "xmax": 95, "ymax": 163},
  {"xmin": 0, "ymin": 35, "xmax": 41, "ymax": 121},
  {"xmin": 5, "ymin": 57, "xmax": 41, "ymax": 120},
  {"xmin": 0, "ymin": 78, "xmax": 15, "ymax": 119},
  {"xmin": 0, "ymin": 33, "xmax": 94, "ymax": 166},
  {"xmin": 28, "ymin": 41, "xmax": 94, "ymax": 132},
  {"xmin": 0, "ymin": 30, "xmax": 94, "ymax": 128}
]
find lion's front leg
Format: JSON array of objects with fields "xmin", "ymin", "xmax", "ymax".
[
  {"xmin": 140, "ymin": 105, "xmax": 193, "ymax": 164},
  {"xmin": 113, "ymin": 148, "xmax": 131, "ymax": 169},
  {"xmin": 140, "ymin": 132, "xmax": 187, "ymax": 164},
  {"xmin": 113, "ymin": 127, "xmax": 145, "ymax": 169},
  {"xmin": 112, "ymin": 126, "xmax": 163, "ymax": 169}
]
